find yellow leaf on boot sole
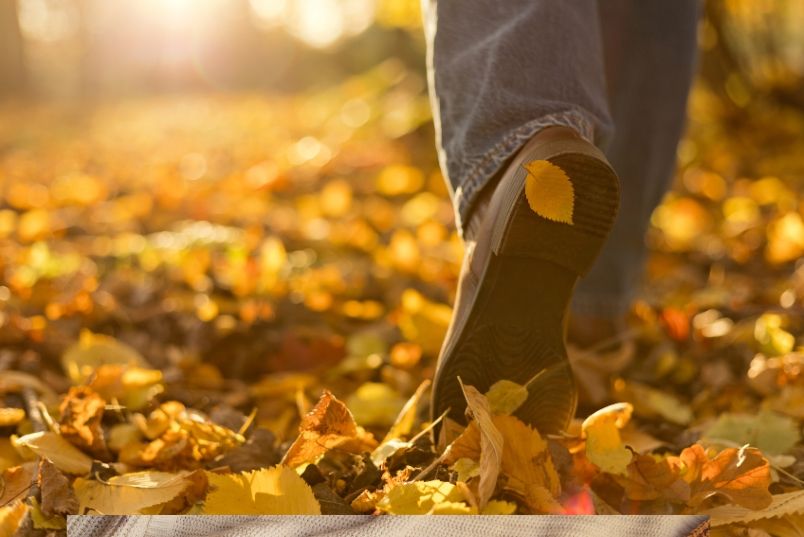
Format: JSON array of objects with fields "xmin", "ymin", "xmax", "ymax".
[{"xmin": 523, "ymin": 160, "xmax": 574, "ymax": 224}]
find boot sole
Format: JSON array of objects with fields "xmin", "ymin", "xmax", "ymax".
[{"xmin": 432, "ymin": 138, "xmax": 620, "ymax": 440}]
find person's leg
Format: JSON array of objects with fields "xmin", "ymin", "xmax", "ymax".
[
  {"xmin": 570, "ymin": 0, "xmax": 701, "ymax": 329},
  {"xmin": 423, "ymin": 0, "xmax": 614, "ymax": 235},
  {"xmin": 424, "ymin": 1, "xmax": 623, "ymax": 439}
]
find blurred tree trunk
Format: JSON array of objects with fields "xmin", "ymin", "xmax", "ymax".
[{"xmin": 0, "ymin": 0, "xmax": 27, "ymax": 97}]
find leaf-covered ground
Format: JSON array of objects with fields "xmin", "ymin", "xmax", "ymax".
[{"xmin": 1, "ymin": 64, "xmax": 804, "ymax": 536}]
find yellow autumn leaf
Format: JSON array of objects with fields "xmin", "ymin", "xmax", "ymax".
[
  {"xmin": 0, "ymin": 408, "xmax": 25, "ymax": 428},
  {"xmin": 62, "ymin": 330, "xmax": 150, "ymax": 385},
  {"xmin": 13, "ymin": 432, "xmax": 93, "ymax": 475},
  {"xmin": 582, "ymin": 402, "xmax": 634, "ymax": 476},
  {"xmin": 376, "ymin": 480, "xmax": 468, "ymax": 515},
  {"xmin": 446, "ymin": 415, "xmax": 561, "ymax": 514},
  {"xmin": 201, "ymin": 466, "xmax": 320, "ymax": 515},
  {"xmin": 481, "ymin": 500, "xmax": 518, "ymax": 515},
  {"xmin": 523, "ymin": 160, "xmax": 574, "ymax": 224},
  {"xmin": 346, "ymin": 382, "xmax": 406, "ymax": 427},
  {"xmin": 29, "ymin": 497, "xmax": 65, "ymax": 531},
  {"xmin": 0, "ymin": 439, "xmax": 22, "ymax": 472},
  {"xmin": 484, "ymin": 369, "xmax": 548, "ymax": 416},
  {"xmin": 451, "ymin": 457, "xmax": 480, "ymax": 483},
  {"xmin": 73, "ymin": 471, "xmax": 200, "ymax": 515},
  {"xmin": 485, "ymin": 380, "xmax": 528, "ymax": 416},
  {"xmin": 0, "ymin": 502, "xmax": 28, "ymax": 537}
]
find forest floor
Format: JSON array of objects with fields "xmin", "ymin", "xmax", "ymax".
[{"xmin": 1, "ymin": 64, "xmax": 804, "ymax": 535}]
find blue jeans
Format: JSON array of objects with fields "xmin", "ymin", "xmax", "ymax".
[{"xmin": 424, "ymin": 0, "xmax": 700, "ymax": 317}]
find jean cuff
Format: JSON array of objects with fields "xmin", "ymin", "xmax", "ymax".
[{"xmin": 452, "ymin": 108, "xmax": 596, "ymax": 238}]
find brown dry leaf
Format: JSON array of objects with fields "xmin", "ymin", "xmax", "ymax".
[
  {"xmin": 58, "ymin": 386, "xmax": 109, "ymax": 458},
  {"xmin": 684, "ymin": 444, "xmax": 773, "ymax": 510},
  {"xmin": 0, "ymin": 463, "xmax": 36, "ymax": 507},
  {"xmin": 458, "ymin": 380, "xmax": 502, "ymax": 510},
  {"xmin": 582, "ymin": 402, "xmax": 634, "ymax": 475},
  {"xmin": 201, "ymin": 466, "xmax": 320, "ymax": 515},
  {"xmin": 523, "ymin": 160, "xmax": 575, "ymax": 224},
  {"xmin": 73, "ymin": 470, "xmax": 201, "ymax": 515},
  {"xmin": 615, "ymin": 452, "xmax": 690, "ymax": 503},
  {"xmin": 14, "ymin": 432, "xmax": 93, "ymax": 475},
  {"xmin": 38, "ymin": 459, "xmax": 78, "ymax": 517},
  {"xmin": 282, "ymin": 390, "xmax": 377, "ymax": 468},
  {"xmin": 446, "ymin": 415, "xmax": 561, "ymax": 513},
  {"xmin": 121, "ymin": 402, "xmax": 243, "ymax": 470}
]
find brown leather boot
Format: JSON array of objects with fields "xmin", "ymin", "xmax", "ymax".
[{"xmin": 431, "ymin": 127, "xmax": 620, "ymax": 442}]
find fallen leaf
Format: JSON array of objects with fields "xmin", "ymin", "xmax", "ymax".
[
  {"xmin": 481, "ymin": 500, "xmax": 518, "ymax": 514},
  {"xmin": 73, "ymin": 470, "xmax": 200, "ymax": 515},
  {"xmin": 376, "ymin": 480, "xmax": 468, "ymax": 515},
  {"xmin": 614, "ymin": 380, "xmax": 692, "ymax": 425},
  {"xmin": 702, "ymin": 490, "xmax": 804, "ymax": 527},
  {"xmin": 215, "ymin": 429, "xmax": 280, "ymax": 472},
  {"xmin": 38, "ymin": 459, "xmax": 78, "ymax": 517},
  {"xmin": 684, "ymin": 444, "xmax": 773, "ymax": 510},
  {"xmin": 380, "ymin": 379, "xmax": 430, "ymax": 444},
  {"xmin": 14, "ymin": 432, "xmax": 92, "ymax": 475},
  {"xmin": 0, "ymin": 463, "xmax": 36, "ymax": 507},
  {"xmin": 88, "ymin": 364, "xmax": 164, "ymax": 411},
  {"xmin": 29, "ymin": 497, "xmax": 65, "ymax": 530},
  {"xmin": 523, "ymin": 160, "xmax": 574, "ymax": 224},
  {"xmin": 282, "ymin": 391, "xmax": 376, "ymax": 468},
  {"xmin": 615, "ymin": 452, "xmax": 690, "ymax": 503},
  {"xmin": 62, "ymin": 330, "xmax": 150, "ymax": 385},
  {"xmin": 451, "ymin": 457, "xmax": 480, "ymax": 483},
  {"xmin": 371, "ymin": 380, "xmax": 429, "ymax": 466},
  {"xmin": 346, "ymin": 382, "xmax": 405, "ymax": 427},
  {"xmin": 485, "ymin": 379, "xmax": 527, "ymax": 416},
  {"xmin": 201, "ymin": 465, "xmax": 320, "ymax": 514},
  {"xmin": 446, "ymin": 415, "xmax": 561, "ymax": 514},
  {"xmin": 459, "ymin": 381, "xmax": 503, "ymax": 510},
  {"xmin": 582, "ymin": 402, "xmax": 634, "ymax": 475},
  {"xmin": 0, "ymin": 409, "xmax": 25, "ymax": 428},
  {"xmin": 0, "ymin": 439, "xmax": 22, "ymax": 473},
  {"xmin": 58, "ymin": 386, "xmax": 109, "ymax": 458},
  {"xmin": 703, "ymin": 411, "xmax": 800, "ymax": 456},
  {"xmin": 754, "ymin": 313, "xmax": 795, "ymax": 356},
  {"xmin": 0, "ymin": 501, "xmax": 28, "ymax": 537}
]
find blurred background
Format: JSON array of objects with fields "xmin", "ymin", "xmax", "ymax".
[
  {"xmin": 0, "ymin": 0, "xmax": 802, "ymax": 104},
  {"xmin": 0, "ymin": 0, "xmax": 803, "ymax": 414}
]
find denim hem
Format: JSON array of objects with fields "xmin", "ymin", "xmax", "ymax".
[{"xmin": 452, "ymin": 109, "xmax": 596, "ymax": 237}]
